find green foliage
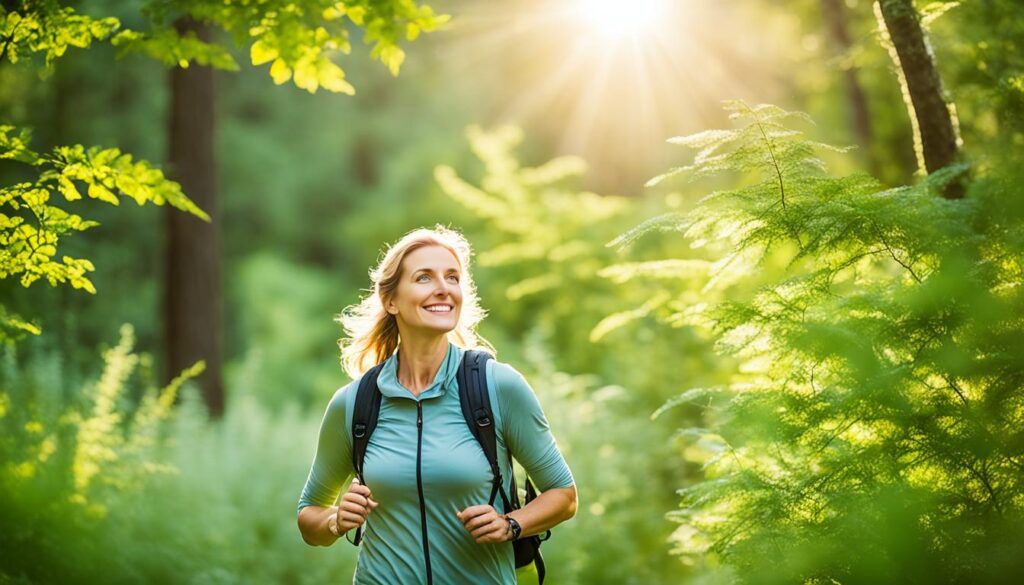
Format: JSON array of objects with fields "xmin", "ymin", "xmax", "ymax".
[
  {"xmin": 928, "ymin": 0, "xmax": 1024, "ymax": 139},
  {"xmin": 435, "ymin": 125, "xmax": 636, "ymax": 369},
  {"xmin": 114, "ymin": 0, "xmax": 451, "ymax": 94},
  {"xmin": 226, "ymin": 0, "xmax": 450, "ymax": 93},
  {"xmin": 0, "ymin": 324, "xmax": 204, "ymax": 581},
  {"xmin": 516, "ymin": 338, "xmax": 690, "ymax": 584},
  {"xmin": 70, "ymin": 324, "xmax": 204, "ymax": 502},
  {"xmin": 0, "ymin": 125, "xmax": 206, "ymax": 343},
  {"xmin": 0, "ymin": 3, "xmax": 119, "ymax": 69},
  {"xmin": 0, "ymin": 328, "xmax": 360, "ymax": 584},
  {"xmin": 111, "ymin": 26, "xmax": 239, "ymax": 71},
  {"xmin": 227, "ymin": 252, "xmax": 349, "ymax": 410},
  {"xmin": 2, "ymin": 1, "xmax": 447, "ymax": 94},
  {"xmin": 622, "ymin": 101, "xmax": 1024, "ymax": 583}
]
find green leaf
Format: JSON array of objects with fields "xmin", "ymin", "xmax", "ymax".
[
  {"xmin": 87, "ymin": 182, "xmax": 119, "ymax": 205},
  {"xmin": 347, "ymin": 6, "xmax": 367, "ymax": 25},
  {"xmin": 58, "ymin": 175, "xmax": 82, "ymax": 201},
  {"xmin": 249, "ymin": 39, "xmax": 277, "ymax": 66},
  {"xmin": 269, "ymin": 58, "xmax": 291, "ymax": 85}
]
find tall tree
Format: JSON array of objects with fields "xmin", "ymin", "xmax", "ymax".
[
  {"xmin": 164, "ymin": 16, "xmax": 222, "ymax": 417},
  {"xmin": 145, "ymin": 0, "xmax": 449, "ymax": 417},
  {"xmin": 875, "ymin": 0, "xmax": 962, "ymax": 197}
]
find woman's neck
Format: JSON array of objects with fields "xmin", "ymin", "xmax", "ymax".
[{"xmin": 395, "ymin": 335, "xmax": 449, "ymax": 395}]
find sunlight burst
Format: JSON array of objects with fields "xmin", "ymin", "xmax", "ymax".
[
  {"xmin": 436, "ymin": 0, "xmax": 785, "ymax": 193},
  {"xmin": 575, "ymin": 0, "xmax": 668, "ymax": 39}
]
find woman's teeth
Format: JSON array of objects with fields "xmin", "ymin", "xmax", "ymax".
[{"xmin": 425, "ymin": 306, "xmax": 452, "ymax": 313}]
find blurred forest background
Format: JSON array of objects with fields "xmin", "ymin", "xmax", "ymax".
[{"xmin": 2, "ymin": 0, "xmax": 1022, "ymax": 583}]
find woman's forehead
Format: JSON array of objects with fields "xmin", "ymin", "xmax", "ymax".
[{"xmin": 404, "ymin": 245, "xmax": 461, "ymax": 272}]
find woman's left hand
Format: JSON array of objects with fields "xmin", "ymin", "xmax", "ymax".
[{"xmin": 456, "ymin": 504, "xmax": 510, "ymax": 544}]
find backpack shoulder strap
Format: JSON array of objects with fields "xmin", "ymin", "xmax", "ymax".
[
  {"xmin": 457, "ymin": 349, "xmax": 512, "ymax": 512},
  {"xmin": 349, "ymin": 360, "xmax": 387, "ymax": 546},
  {"xmin": 350, "ymin": 361, "xmax": 387, "ymax": 483}
]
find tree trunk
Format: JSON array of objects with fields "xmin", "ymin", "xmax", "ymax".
[
  {"xmin": 820, "ymin": 0, "xmax": 875, "ymax": 173},
  {"xmin": 164, "ymin": 16, "xmax": 224, "ymax": 417},
  {"xmin": 875, "ymin": 0, "xmax": 963, "ymax": 198}
]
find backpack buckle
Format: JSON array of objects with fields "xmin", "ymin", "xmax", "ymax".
[{"xmin": 474, "ymin": 408, "xmax": 491, "ymax": 427}]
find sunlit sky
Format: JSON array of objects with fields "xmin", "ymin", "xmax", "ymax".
[{"xmin": 432, "ymin": 0, "xmax": 791, "ymax": 194}]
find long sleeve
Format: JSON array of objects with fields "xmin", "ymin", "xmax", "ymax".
[
  {"xmin": 297, "ymin": 384, "xmax": 355, "ymax": 515},
  {"xmin": 493, "ymin": 362, "xmax": 575, "ymax": 491}
]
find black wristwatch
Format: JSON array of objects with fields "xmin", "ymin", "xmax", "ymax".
[{"xmin": 505, "ymin": 516, "xmax": 522, "ymax": 541}]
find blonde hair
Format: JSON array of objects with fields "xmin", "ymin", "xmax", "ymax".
[{"xmin": 336, "ymin": 226, "xmax": 494, "ymax": 379}]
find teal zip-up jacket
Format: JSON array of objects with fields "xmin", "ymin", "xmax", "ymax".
[{"xmin": 297, "ymin": 343, "xmax": 575, "ymax": 584}]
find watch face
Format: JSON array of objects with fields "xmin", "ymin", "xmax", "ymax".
[{"xmin": 509, "ymin": 518, "xmax": 522, "ymax": 540}]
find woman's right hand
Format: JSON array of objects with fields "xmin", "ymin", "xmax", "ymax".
[{"xmin": 334, "ymin": 478, "xmax": 379, "ymax": 535}]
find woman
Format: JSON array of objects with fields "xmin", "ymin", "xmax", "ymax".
[{"xmin": 297, "ymin": 226, "xmax": 578, "ymax": 584}]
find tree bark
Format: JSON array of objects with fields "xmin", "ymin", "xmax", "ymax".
[
  {"xmin": 820, "ymin": 0, "xmax": 875, "ymax": 172},
  {"xmin": 875, "ymin": 0, "xmax": 962, "ymax": 198},
  {"xmin": 164, "ymin": 16, "xmax": 224, "ymax": 417}
]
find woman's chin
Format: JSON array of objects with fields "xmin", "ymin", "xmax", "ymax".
[{"xmin": 415, "ymin": 320, "xmax": 458, "ymax": 335}]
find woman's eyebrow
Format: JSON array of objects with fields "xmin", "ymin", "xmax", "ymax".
[{"xmin": 411, "ymin": 267, "xmax": 460, "ymax": 275}]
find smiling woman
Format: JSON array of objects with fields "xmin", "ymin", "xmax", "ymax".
[
  {"xmin": 296, "ymin": 226, "xmax": 578, "ymax": 585},
  {"xmin": 384, "ymin": 246, "xmax": 464, "ymax": 345}
]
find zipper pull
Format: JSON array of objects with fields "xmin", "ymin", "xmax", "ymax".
[{"xmin": 417, "ymin": 402, "xmax": 423, "ymax": 427}]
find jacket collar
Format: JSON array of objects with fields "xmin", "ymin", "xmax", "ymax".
[{"xmin": 375, "ymin": 342, "xmax": 463, "ymax": 401}]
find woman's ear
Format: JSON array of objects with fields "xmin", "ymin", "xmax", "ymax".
[{"xmin": 381, "ymin": 294, "xmax": 398, "ymax": 315}]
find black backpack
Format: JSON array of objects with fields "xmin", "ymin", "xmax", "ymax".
[{"xmin": 348, "ymin": 349, "xmax": 550, "ymax": 583}]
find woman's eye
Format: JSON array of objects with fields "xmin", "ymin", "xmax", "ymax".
[
  {"xmin": 447, "ymin": 275, "xmax": 459, "ymax": 282},
  {"xmin": 417, "ymin": 275, "xmax": 430, "ymax": 282}
]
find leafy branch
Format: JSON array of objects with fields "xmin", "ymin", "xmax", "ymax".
[{"xmin": 0, "ymin": 126, "xmax": 207, "ymax": 343}]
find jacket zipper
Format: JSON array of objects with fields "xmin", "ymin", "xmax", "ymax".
[{"xmin": 416, "ymin": 401, "xmax": 433, "ymax": 585}]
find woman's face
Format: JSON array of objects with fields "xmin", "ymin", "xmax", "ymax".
[{"xmin": 386, "ymin": 245, "xmax": 463, "ymax": 336}]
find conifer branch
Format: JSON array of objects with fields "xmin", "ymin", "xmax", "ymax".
[
  {"xmin": 812, "ymin": 415, "xmax": 864, "ymax": 455},
  {"xmin": 963, "ymin": 459, "xmax": 1002, "ymax": 515},
  {"xmin": 944, "ymin": 376, "xmax": 969, "ymax": 407},
  {"xmin": 1006, "ymin": 456, "xmax": 1024, "ymax": 474},
  {"xmin": 870, "ymin": 219, "xmax": 923, "ymax": 282},
  {"xmin": 751, "ymin": 110, "xmax": 787, "ymax": 211},
  {"xmin": 830, "ymin": 247, "xmax": 887, "ymax": 278},
  {"xmin": 911, "ymin": 332, "xmax": 939, "ymax": 362},
  {"xmin": 742, "ymin": 103, "xmax": 808, "ymax": 251}
]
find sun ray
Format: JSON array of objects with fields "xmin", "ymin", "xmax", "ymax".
[{"xmin": 429, "ymin": 0, "xmax": 787, "ymax": 192}]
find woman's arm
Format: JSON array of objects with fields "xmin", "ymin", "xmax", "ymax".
[
  {"xmin": 494, "ymin": 361, "xmax": 579, "ymax": 535},
  {"xmin": 296, "ymin": 385, "xmax": 357, "ymax": 545},
  {"xmin": 299, "ymin": 479, "xmax": 379, "ymax": 546},
  {"xmin": 459, "ymin": 361, "xmax": 580, "ymax": 544},
  {"xmin": 457, "ymin": 485, "xmax": 577, "ymax": 543},
  {"xmin": 506, "ymin": 484, "xmax": 577, "ymax": 537},
  {"xmin": 297, "ymin": 504, "xmax": 342, "ymax": 546}
]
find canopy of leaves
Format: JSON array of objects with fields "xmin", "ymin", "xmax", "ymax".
[{"xmin": 2, "ymin": 1, "xmax": 448, "ymax": 93}]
